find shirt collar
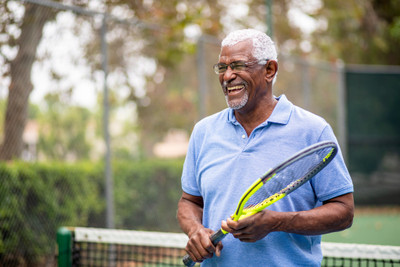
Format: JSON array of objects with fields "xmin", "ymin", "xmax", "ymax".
[
  {"xmin": 267, "ymin": 94, "xmax": 292, "ymax": 125},
  {"xmin": 227, "ymin": 94, "xmax": 292, "ymax": 125}
]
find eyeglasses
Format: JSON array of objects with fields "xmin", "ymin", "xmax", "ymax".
[{"xmin": 213, "ymin": 59, "xmax": 268, "ymax": 74}]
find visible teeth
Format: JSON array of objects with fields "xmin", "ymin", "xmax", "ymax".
[{"xmin": 227, "ymin": 85, "xmax": 244, "ymax": 91}]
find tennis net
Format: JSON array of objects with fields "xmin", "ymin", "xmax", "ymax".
[
  {"xmin": 57, "ymin": 227, "xmax": 400, "ymax": 267},
  {"xmin": 322, "ymin": 242, "xmax": 400, "ymax": 267}
]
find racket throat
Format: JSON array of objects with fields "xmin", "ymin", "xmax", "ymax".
[{"xmin": 232, "ymin": 178, "xmax": 264, "ymax": 221}]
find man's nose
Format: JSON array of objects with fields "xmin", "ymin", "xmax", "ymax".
[{"xmin": 222, "ymin": 66, "xmax": 237, "ymax": 82}]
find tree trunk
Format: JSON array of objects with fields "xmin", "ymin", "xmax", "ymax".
[{"xmin": 0, "ymin": 3, "xmax": 56, "ymax": 160}]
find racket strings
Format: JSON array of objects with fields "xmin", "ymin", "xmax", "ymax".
[{"xmin": 243, "ymin": 147, "xmax": 333, "ymax": 211}]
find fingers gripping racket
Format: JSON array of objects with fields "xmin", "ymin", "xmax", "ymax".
[{"xmin": 183, "ymin": 141, "xmax": 338, "ymax": 266}]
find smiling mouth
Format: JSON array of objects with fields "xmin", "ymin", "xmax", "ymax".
[{"xmin": 226, "ymin": 85, "xmax": 245, "ymax": 94}]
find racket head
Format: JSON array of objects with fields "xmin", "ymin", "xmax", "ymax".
[{"xmin": 232, "ymin": 141, "xmax": 338, "ymax": 221}]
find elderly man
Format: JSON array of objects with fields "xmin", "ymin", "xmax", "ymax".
[{"xmin": 177, "ymin": 29, "xmax": 354, "ymax": 266}]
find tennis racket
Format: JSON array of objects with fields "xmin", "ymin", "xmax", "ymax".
[{"xmin": 182, "ymin": 141, "xmax": 338, "ymax": 266}]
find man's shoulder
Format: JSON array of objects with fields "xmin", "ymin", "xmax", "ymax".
[
  {"xmin": 194, "ymin": 108, "xmax": 230, "ymax": 130},
  {"xmin": 290, "ymin": 104, "xmax": 328, "ymax": 127}
]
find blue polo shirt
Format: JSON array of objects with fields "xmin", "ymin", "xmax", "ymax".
[{"xmin": 181, "ymin": 95, "xmax": 353, "ymax": 266}]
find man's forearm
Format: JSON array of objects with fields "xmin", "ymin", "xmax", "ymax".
[
  {"xmin": 275, "ymin": 193, "xmax": 354, "ymax": 235},
  {"xmin": 177, "ymin": 194, "xmax": 205, "ymax": 237},
  {"xmin": 222, "ymin": 193, "xmax": 354, "ymax": 242}
]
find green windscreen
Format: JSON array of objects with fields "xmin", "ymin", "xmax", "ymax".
[{"xmin": 346, "ymin": 69, "xmax": 400, "ymax": 174}]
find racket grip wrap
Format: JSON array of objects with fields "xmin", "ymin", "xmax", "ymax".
[
  {"xmin": 182, "ymin": 254, "xmax": 196, "ymax": 267},
  {"xmin": 182, "ymin": 229, "xmax": 227, "ymax": 266},
  {"xmin": 210, "ymin": 229, "xmax": 227, "ymax": 244}
]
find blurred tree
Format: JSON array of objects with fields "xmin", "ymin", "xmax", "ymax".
[
  {"xmin": 3, "ymin": 0, "xmax": 396, "ymax": 160},
  {"xmin": 37, "ymin": 92, "xmax": 92, "ymax": 161},
  {"xmin": 309, "ymin": 0, "xmax": 400, "ymax": 64},
  {"xmin": 94, "ymin": 0, "xmax": 226, "ymax": 157},
  {"xmin": 0, "ymin": 0, "xmax": 223, "ymax": 160},
  {"xmin": 133, "ymin": 0, "xmax": 305, "ymax": 157},
  {"xmin": 0, "ymin": 2, "xmax": 58, "ymax": 160}
]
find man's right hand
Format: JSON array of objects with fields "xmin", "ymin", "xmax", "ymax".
[
  {"xmin": 178, "ymin": 192, "xmax": 223, "ymax": 263},
  {"xmin": 185, "ymin": 227, "xmax": 223, "ymax": 263}
]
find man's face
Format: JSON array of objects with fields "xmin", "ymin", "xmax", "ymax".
[{"xmin": 218, "ymin": 40, "xmax": 266, "ymax": 111}]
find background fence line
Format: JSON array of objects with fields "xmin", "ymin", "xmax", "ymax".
[{"xmin": 0, "ymin": 0, "xmax": 399, "ymax": 266}]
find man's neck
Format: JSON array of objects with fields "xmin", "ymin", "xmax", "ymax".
[{"xmin": 234, "ymin": 96, "xmax": 278, "ymax": 136}]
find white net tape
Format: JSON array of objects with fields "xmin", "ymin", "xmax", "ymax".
[
  {"xmin": 74, "ymin": 227, "xmax": 188, "ymax": 249},
  {"xmin": 322, "ymin": 242, "xmax": 400, "ymax": 260}
]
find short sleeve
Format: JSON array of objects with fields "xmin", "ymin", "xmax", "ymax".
[
  {"xmin": 311, "ymin": 125, "xmax": 354, "ymax": 202},
  {"xmin": 181, "ymin": 125, "xmax": 202, "ymax": 196}
]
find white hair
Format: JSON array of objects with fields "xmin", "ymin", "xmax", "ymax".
[{"xmin": 221, "ymin": 29, "xmax": 277, "ymax": 61}]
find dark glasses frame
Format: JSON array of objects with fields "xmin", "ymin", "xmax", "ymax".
[{"xmin": 213, "ymin": 59, "xmax": 269, "ymax": 74}]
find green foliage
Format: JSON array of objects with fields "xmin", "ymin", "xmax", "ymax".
[
  {"xmin": 310, "ymin": 0, "xmax": 400, "ymax": 64},
  {"xmin": 0, "ymin": 159, "xmax": 184, "ymax": 265},
  {"xmin": 137, "ymin": 56, "xmax": 200, "ymax": 156},
  {"xmin": 37, "ymin": 94, "xmax": 92, "ymax": 161},
  {"xmin": 0, "ymin": 161, "xmax": 103, "ymax": 265},
  {"xmin": 0, "ymin": 99, "xmax": 5, "ymax": 137},
  {"xmin": 113, "ymin": 158, "xmax": 184, "ymax": 232}
]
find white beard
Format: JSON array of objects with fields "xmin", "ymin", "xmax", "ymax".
[{"xmin": 225, "ymin": 90, "xmax": 249, "ymax": 110}]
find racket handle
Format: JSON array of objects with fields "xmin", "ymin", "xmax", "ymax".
[
  {"xmin": 182, "ymin": 254, "xmax": 196, "ymax": 267},
  {"xmin": 182, "ymin": 229, "xmax": 227, "ymax": 266},
  {"xmin": 210, "ymin": 229, "xmax": 227, "ymax": 244}
]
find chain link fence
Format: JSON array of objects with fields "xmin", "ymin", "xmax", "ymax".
[
  {"xmin": 0, "ymin": 0, "xmax": 399, "ymax": 266},
  {"xmin": 0, "ymin": 1, "xmax": 174, "ymax": 265}
]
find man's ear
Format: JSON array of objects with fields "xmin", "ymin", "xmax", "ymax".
[{"xmin": 265, "ymin": 60, "xmax": 278, "ymax": 83}]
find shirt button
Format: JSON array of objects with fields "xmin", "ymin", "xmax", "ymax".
[{"xmin": 242, "ymin": 134, "xmax": 246, "ymax": 139}]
